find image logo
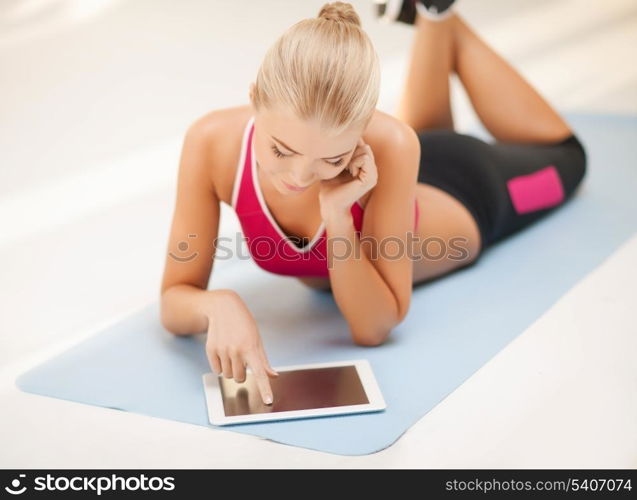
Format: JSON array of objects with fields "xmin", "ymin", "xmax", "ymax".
[
  {"xmin": 5, "ymin": 474, "xmax": 27, "ymax": 495},
  {"xmin": 169, "ymin": 233, "xmax": 199, "ymax": 263}
]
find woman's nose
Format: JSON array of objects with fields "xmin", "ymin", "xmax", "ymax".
[{"xmin": 290, "ymin": 165, "xmax": 315, "ymax": 187}]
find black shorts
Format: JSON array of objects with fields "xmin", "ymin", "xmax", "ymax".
[{"xmin": 416, "ymin": 129, "xmax": 588, "ymax": 254}]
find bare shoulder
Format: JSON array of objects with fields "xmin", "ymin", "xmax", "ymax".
[
  {"xmin": 185, "ymin": 104, "xmax": 254, "ymax": 205},
  {"xmin": 359, "ymin": 109, "xmax": 421, "ymax": 207},
  {"xmin": 363, "ymin": 109, "xmax": 417, "ymax": 145}
]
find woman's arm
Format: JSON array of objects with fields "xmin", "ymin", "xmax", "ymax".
[
  {"xmin": 326, "ymin": 122, "xmax": 420, "ymax": 346},
  {"xmin": 159, "ymin": 115, "xmax": 225, "ymax": 335}
]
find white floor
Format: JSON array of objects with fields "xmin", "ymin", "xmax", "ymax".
[{"xmin": 1, "ymin": 0, "xmax": 636, "ymax": 468}]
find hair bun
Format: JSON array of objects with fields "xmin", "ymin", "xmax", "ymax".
[{"xmin": 318, "ymin": 2, "xmax": 361, "ymax": 27}]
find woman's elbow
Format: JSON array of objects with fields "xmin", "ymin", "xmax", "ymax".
[
  {"xmin": 351, "ymin": 328, "xmax": 391, "ymax": 347},
  {"xmin": 350, "ymin": 306, "xmax": 406, "ymax": 346},
  {"xmin": 160, "ymin": 309, "xmax": 183, "ymax": 336},
  {"xmin": 159, "ymin": 297, "xmax": 190, "ymax": 336}
]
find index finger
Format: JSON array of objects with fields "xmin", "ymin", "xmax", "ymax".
[{"xmin": 245, "ymin": 350, "xmax": 273, "ymax": 405}]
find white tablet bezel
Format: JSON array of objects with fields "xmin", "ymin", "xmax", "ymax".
[{"xmin": 202, "ymin": 359, "xmax": 386, "ymax": 426}]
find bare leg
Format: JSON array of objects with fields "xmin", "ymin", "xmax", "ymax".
[
  {"xmin": 396, "ymin": 10, "xmax": 573, "ymax": 144},
  {"xmin": 451, "ymin": 14, "xmax": 573, "ymax": 143},
  {"xmin": 394, "ymin": 12, "xmax": 455, "ymax": 131}
]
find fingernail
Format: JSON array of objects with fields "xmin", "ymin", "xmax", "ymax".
[{"xmin": 264, "ymin": 395, "xmax": 273, "ymax": 405}]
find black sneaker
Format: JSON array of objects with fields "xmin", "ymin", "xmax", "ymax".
[
  {"xmin": 374, "ymin": 0, "xmax": 456, "ymax": 25},
  {"xmin": 374, "ymin": 0, "xmax": 418, "ymax": 25},
  {"xmin": 416, "ymin": 0, "xmax": 457, "ymax": 21}
]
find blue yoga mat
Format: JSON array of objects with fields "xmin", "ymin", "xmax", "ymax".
[{"xmin": 16, "ymin": 113, "xmax": 637, "ymax": 455}]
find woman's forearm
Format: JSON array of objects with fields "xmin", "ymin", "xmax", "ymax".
[
  {"xmin": 325, "ymin": 210, "xmax": 401, "ymax": 345},
  {"xmin": 160, "ymin": 284, "xmax": 230, "ymax": 335}
]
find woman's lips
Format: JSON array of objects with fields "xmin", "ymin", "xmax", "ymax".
[{"xmin": 282, "ymin": 180, "xmax": 308, "ymax": 192}]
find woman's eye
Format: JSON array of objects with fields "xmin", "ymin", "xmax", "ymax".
[
  {"xmin": 271, "ymin": 145, "xmax": 287, "ymax": 158},
  {"xmin": 271, "ymin": 143, "xmax": 344, "ymax": 167}
]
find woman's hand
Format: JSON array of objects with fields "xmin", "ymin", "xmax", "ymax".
[
  {"xmin": 319, "ymin": 137, "xmax": 378, "ymax": 219},
  {"xmin": 204, "ymin": 290, "xmax": 279, "ymax": 405}
]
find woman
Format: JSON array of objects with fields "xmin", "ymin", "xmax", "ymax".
[{"xmin": 159, "ymin": 1, "xmax": 587, "ymax": 405}]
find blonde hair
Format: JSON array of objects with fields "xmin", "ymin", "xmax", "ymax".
[{"xmin": 250, "ymin": 2, "xmax": 381, "ymax": 136}]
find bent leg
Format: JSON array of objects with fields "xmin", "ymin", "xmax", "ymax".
[
  {"xmin": 395, "ymin": 10, "xmax": 456, "ymax": 131},
  {"xmin": 452, "ymin": 14, "xmax": 573, "ymax": 143}
]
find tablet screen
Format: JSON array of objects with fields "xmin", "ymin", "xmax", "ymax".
[{"xmin": 219, "ymin": 365, "xmax": 369, "ymax": 416}]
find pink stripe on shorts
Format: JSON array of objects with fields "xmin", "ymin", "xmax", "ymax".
[{"xmin": 506, "ymin": 165, "xmax": 565, "ymax": 214}]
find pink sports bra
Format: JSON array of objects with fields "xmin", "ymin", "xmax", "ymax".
[{"xmin": 231, "ymin": 116, "xmax": 420, "ymax": 278}]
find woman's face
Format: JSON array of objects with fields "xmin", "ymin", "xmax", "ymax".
[{"xmin": 253, "ymin": 106, "xmax": 362, "ymax": 195}]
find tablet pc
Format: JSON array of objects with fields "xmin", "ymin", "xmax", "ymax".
[{"xmin": 202, "ymin": 359, "xmax": 386, "ymax": 426}]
